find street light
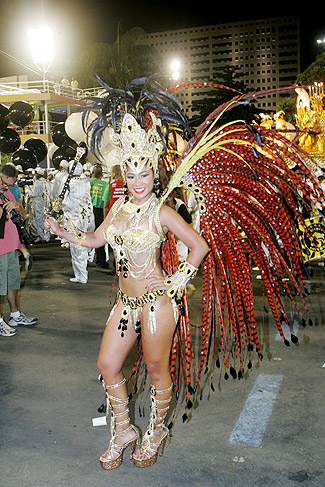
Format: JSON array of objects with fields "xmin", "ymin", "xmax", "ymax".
[
  {"xmin": 316, "ymin": 38, "xmax": 325, "ymax": 44},
  {"xmin": 28, "ymin": 25, "xmax": 54, "ymax": 90},
  {"xmin": 170, "ymin": 60, "xmax": 181, "ymax": 81},
  {"xmin": 28, "ymin": 25, "xmax": 54, "ymax": 169}
]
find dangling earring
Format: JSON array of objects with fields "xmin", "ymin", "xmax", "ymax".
[
  {"xmin": 153, "ymin": 177, "xmax": 161, "ymax": 198},
  {"xmin": 124, "ymin": 182, "xmax": 129, "ymax": 202}
]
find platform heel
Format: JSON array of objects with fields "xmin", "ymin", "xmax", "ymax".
[
  {"xmin": 133, "ymin": 383, "xmax": 172, "ymax": 468},
  {"xmin": 99, "ymin": 378, "xmax": 139, "ymax": 470}
]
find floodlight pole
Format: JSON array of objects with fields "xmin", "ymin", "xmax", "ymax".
[{"xmin": 28, "ymin": 26, "xmax": 53, "ymax": 170}]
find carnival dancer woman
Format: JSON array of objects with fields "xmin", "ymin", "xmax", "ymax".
[{"xmin": 45, "ymin": 112, "xmax": 209, "ymax": 469}]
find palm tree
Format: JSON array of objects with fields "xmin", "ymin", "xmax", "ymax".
[{"xmin": 72, "ymin": 28, "xmax": 162, "ymax": 89}]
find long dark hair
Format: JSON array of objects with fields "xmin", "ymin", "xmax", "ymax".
[
  {"xmin": 123, "ymin": 160, "xmax": 172, "ymax": 201},
  {"xmin": 154, "ymin": 160, "xmax": 171, "ymax": 198}
]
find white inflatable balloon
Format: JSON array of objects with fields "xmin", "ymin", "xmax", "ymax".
[
  {"xmin": 86, "ymin": 125, "xmax": 111, "ymax": 151},
  {"xmin": 65, "ymin": 111, "xmax": 97, "ymax": 143},
  {"xmin": 47, "ymin": 142, "xmax": 59, "ymax": 160},
  {"xmin": 101, "ymin": 147, "xmax": 119, "ymax": 168},
  {"xmin": 86, "ymin": 150, "xmax": 100, "ymax": 165},
  {"xmin": 100, "ymin": 127, "xmax": 112, "ymax": 149}
]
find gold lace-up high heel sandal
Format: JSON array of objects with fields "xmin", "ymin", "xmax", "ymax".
[
  {"xmin": 133, "ymin": 383, "xmax": 173, "ymax": 468},
  {"xmin": 100, "ymin": 378, "xmax": 139, "ymax": 470}
]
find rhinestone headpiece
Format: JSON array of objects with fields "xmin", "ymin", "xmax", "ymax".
[{"xmin": 108, "ymin": 112, "xmax": 164, "ymax": 181}]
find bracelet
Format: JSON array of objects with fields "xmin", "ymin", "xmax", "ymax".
[
  {"xmin": 164, "ymin": 260, "xmax": 198, "ymax": 299},
  {"xmin": 62, "ymin": 220, "xmax": 87, "ymax": 246},
  {"xmin": 73, "ymin": 230, "xmax": 87, "ymax": 246}
]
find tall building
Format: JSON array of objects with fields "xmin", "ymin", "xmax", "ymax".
[{"xmin": 145, "ymin": 16, "xmax": 300, "ymax": 117}]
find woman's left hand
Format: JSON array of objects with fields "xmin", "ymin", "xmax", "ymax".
[{"xmin": 145, "ymin": 274, "xmax": 168, "ymax": 292}]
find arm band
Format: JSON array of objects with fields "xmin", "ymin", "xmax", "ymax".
[{"xmin": 164, "ymin": 260, "xmax": 198, "ymax": 299}]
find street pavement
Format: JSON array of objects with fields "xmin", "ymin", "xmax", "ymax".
[{"xmin": 1, "ymin": 240, "xmax": 324, "ymax": 487}]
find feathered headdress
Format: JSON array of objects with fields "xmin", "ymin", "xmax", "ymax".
[{"xmin": 82, "ymin": 75, "xmax": 192, "ymax": 170}]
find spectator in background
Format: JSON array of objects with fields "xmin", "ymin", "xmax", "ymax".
[
  {"xmin": 90, "ymin": 165, "xmax": 108, "ymax": 268},
  {"xmin": 292, "ymin": 166, "xmax": 311, "ymax": 219},
  {"xmin": 71, "ymin": 77, "xmax": 79, "ymax": 92},
  {"xmin": 9, "ymin": 174, "xmax": 33, "ymax": 272},
  {"xmin": 61, "ymin": 76, "xmax": 70, "ymax": 95},
  {"xmin": 61, "ymin": 162, "xmax": 94, "ymax": 283},
  {"xmin": 102, "ymin": 165, "xmax": 124, "ymax": 218},
  {"xmin": 29, "ymin": 168, "xmax": 51, "ymax": 243},
  {"xmin": 101, "ymin": 165, "xmax": 124, "ymax": 274},
  {"xmin": 0, "ymin": 164, "xmax": 37, "ymax": 337},
  {"xmin": 318, "ymin": 173, "xmax": 325, "ymax": 194},
  {"xmin": 51, "ymin": 160, "xmax": 69, "ymax": 200}
]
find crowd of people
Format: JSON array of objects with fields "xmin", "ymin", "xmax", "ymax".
[
  {"xmin": 22, "ymin": 160, "xmax": 129, "ymax": 282},
  {"xmin": 54, "ymin": 77, "xmax": 80, "ymax": 96}
]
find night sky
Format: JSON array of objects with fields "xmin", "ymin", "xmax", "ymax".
[{"xmin": 0, "ymin": 0, "xmax": 324, "ymax": 79}]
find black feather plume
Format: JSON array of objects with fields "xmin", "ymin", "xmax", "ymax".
[{"xmin": 81, "ymin": 75, "xmax": 192, "ymax": 160}]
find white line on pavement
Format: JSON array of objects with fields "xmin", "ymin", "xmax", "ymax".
[{"xmin": 229, "ymin": 374, "xmax": 283, "ymax": 447}]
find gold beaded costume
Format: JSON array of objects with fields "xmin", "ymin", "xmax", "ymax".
[
  {"xmin": 104, "ymin": 194, "xmax": 165, "ymax": 280},
  {"xmin": 103, "ymin": 193, "xmax": 179, "ymax": 335}
]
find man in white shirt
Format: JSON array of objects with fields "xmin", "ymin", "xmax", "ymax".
[{"xmin": 61, "ymin": 162, "xmax": 95, "ymax": 283}]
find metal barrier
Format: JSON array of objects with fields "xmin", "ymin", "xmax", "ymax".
[{"xmin": 0, "ymin": 79, "xmax": 103, "ymax": 100}]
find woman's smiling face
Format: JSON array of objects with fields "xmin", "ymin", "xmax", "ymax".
[{"xmin": 125, "ymin": 163, "xmax": 154, "ymax": 204}]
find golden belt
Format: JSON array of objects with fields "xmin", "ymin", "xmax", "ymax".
[{"xmin": 120, "ymin": 289, "xmax": 165, "ymax": 309}]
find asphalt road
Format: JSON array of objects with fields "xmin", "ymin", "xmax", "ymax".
[{"xmin": 1, "ymin": 241, "xmax": 324, "ymax": 487}]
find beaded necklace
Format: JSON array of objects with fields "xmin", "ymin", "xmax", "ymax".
[{"xmin": 110, "ymin": 193, "xmax": 164, "ymax": 279}]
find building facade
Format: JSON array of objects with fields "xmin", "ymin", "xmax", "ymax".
[{"xmin": 145, "ymin": 16, "xmax": 300, "ymax": 117}]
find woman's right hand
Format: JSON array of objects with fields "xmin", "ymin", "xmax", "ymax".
[{"xmin": 145, "ymin": 273, "xmax": 169, "ymax": 292}]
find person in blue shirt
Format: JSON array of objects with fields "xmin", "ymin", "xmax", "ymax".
[{"xmin": 9, "ymin": 182, "xmax": 22, "ymax": 202}]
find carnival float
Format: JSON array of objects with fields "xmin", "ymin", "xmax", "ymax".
[{"xmin": 262, "ymin": 82, "xmax": 325, "ymax": 263}]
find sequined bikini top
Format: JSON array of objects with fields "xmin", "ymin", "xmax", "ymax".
[{"xmin": 103, "ymin": 194, "xmax": 166, "ymax": 279}]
